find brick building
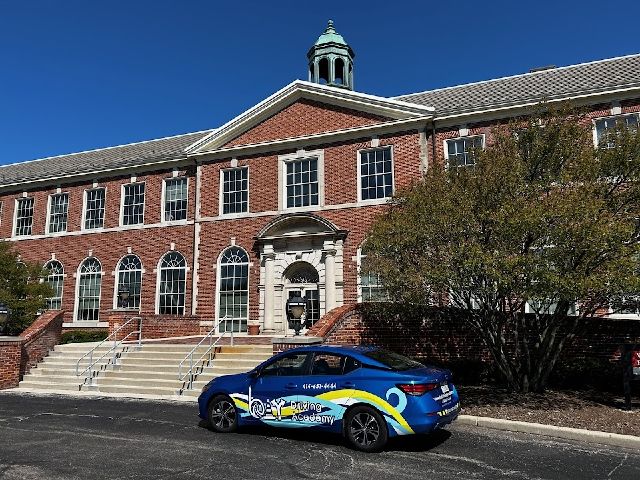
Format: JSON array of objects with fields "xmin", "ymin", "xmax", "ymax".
[{"xmin": 2, "ymin": 21, "xmax": 640, "ymax": 339}]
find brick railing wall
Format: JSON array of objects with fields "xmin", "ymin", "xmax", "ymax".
[
  {"xmin": 107, "ymin": 311, "xmax": 205, "ymax": 341},
  {"xmin": 308, "ymin": 303, "xmax": 640, "ymax": 365},
  {"xmin": 0, "ymin": 310, "xmax": 65, "ymax": 390}
]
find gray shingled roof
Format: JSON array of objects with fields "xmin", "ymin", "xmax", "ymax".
[
  {"xmin": 0, "ymin": 130, "xmax": 212, "ymax": 188},
  {"xmin": 395, "ymin": 54, "xmax": 640, "ymax": 116}
]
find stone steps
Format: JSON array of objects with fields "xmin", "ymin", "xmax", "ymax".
[{"xmin": 18, "ymin": 341, "xmax": 274, "ymax": 398}]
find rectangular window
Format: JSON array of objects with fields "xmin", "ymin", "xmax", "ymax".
[
  {"xmin": 122, "ymin": 183, "xmax": 145, "ymax": 226},
  {"xmin": 359, "ymin": 252, "xmax": 388, "ymax": 302},
  {"xmin": 595, "ymin": 114, "xmax": 638, "ymax": 149},
  {"xmin": 359, "ymin": 147, "xmax": 393, "ymax": 201},
  {"xmin": 14, "ymin": 197, "xmax": 34, "ymax": 236},
  {"xmin": 221, "ymin": 168, "xmax": 248, "ymax": 215},
  {"xmin": 446, "ymin": 135, "xmax": 484, "ymax": 168},
  {"xmin": 48, "ymin": 193, "xmax": 69, "ymax": 234},
  {"xmin": 84, "ymin": 188, "xmax": 105, "ymax": 229},
  {"xmin": 286, "ymin": 157, "xmax": 319, "ymax": 208},
  {"xmin": 163, "ymin": 178, "xmax": 188, "ymax": 221}
]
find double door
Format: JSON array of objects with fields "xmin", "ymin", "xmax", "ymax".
[{"xmin": 285, "ymin": 285, "xmax": 320, "ymax": 334}]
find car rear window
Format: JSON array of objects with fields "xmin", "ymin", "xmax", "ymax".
[{"xmin": 363, "ymin": 349, "xmax": 424, "ymax": 371}]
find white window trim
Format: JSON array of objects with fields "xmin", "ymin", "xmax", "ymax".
[
  {"xmin": 12, "ymin": 197, "xmax": 34, "ymax": 238},
  {"xmin": 82, "ymin": 187, "xmax": 106, "ymax": 231},
  {"xmin": 45, "ymin": 192, "xmax": 69, "ymax": 236},
  {"xmin": 44, "ymin": 260, "xmax": 65, "ymax": 310},
  {"xmin": 591, "ymin": 112, "xmax": 640, "ymax": 147},
  {"xmin": 278, "ymin": 149, "xmax": 324, "ymax": 212},
  {"xmin": 112, "ymin": 253, "xmax": 145, "ymax": 311},
  {"xmin": 215, "ymin": 246, "xmax": 250, "ymax": 333},
  {"xmin": 120, "ymin": 181, "xmax": 146, "ymax": 227},
  {"xmin": 443, "ymin": 134, "xmax": 486, "ymax": 169},
  {"xmin": 161, "ymin": 176, "xmax": 189, "ymax": 224},
  {"xmin": 219, "ymin": 166, "xmax": 250, "ymax": 217},
  {"xmin": 72, "ymin": 257, "xmax": 105, "ymax": 323},
  {"xmin": 154, "ymin": 251, "xmax": 190, "ymax": 315},
  {"xmin": 356, "ymin": 145, "xmax": 395, "ymax": 204},
  {"xmin": 524, "ymin": 300, "xmax": 578, "ymax": 316}
]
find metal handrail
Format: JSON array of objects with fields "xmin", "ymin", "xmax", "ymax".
[
  {"xmin": 178, "ymin": 317, "xmax": 233, "ymax": 391},
  {"xmin": 75, "ymin": 316, "xmax": 143, "ymax": 385}
]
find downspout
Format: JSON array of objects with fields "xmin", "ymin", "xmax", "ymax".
[
  {"xmin": 191, "ymin": 158, "xmax": 201, "ymax": 316},
  {"xmin": 431, "ymin": 119, "xmax": 437, "ymax": 171}
]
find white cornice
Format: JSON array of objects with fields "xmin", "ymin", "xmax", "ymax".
[
  {"xmin": 190, "ymin": 116, "xmax": 431, "ymax": 161},
  {"xmin": 187, "ymin": 80, "xmax": 434, "ymax": 153}
]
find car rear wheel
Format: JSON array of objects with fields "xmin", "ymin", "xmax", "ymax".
[
  {"xmin": 208, "ymin": 395, "xmax": 238, "ymax": 433},
  {"xmin": 344, "ymin": 406, "xmax": 388, "ymax": 452}
]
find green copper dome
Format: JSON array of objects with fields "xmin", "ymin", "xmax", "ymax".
[
  {"xmin": 307, "ymin": 20, "xmax": 355, "ymax": 90},
  {"xmin": 314, "ymin": 20, "xmax": 348, "ymax": 47}
]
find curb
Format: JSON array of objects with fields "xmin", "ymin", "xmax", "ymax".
[
  {"xmin": 1, "ymin": 387, "xmax": 198, "ymax": 403},
  {"xmin": 457, "ymin": 414, "xmax": 640, "ymax": 449}
]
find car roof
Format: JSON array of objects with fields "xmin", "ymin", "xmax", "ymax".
[{"xmin": 281, "ymin": 344, "xmax": 384, "ymax": 365}]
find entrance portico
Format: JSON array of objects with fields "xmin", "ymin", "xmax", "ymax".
[{"xmin": 256, "ymin": 214, "xmax": 346, "ymax": 334}]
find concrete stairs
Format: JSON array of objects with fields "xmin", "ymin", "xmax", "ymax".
[{"xmin": 16, "ymin": 342, "xmax": 273, "ymax": 399}]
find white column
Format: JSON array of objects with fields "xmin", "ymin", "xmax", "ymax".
[
  {"xmin": 323, "ymin": 240, "xmax": 337, "ymax": 313},
  {"xmin": 263, "ymin": 244, "xmax": 276, "ymax": 333}
]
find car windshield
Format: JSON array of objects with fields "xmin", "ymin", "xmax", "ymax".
[{"xmin": 363, "ymin": 349, "xmax": 425, "ymax": 371}]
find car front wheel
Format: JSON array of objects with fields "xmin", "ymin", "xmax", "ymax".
[
  {"xmin": 344, "ymin": 406, "xmax": 388, "ymax": 452},
  {"xmin": 208, "ymin": 395, "xmax": 238, "ymax": 433}
]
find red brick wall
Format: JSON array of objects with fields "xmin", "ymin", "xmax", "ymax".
[
  {"xmin": 21, "ymin": 310, "xmax": 65, "ymax": 373},
  {"xmin": 0, "ymin": 310, "xmax": 64, "ymax": 390},
  {"xmin": 108, "ymin": 311, "xmax": 204, "ymax": 340},
  {"xmin": 224, "ymin": 99, "xmax": 390, "ymax": 147},
  {"xmin": 0, "ymin": 340, "xmax": 22, "ymax": 389}
]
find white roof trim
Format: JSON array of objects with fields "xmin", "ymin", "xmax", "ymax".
[{"xmin": 186, "ymin": 80, "xmax": 435, "ymax": 153}]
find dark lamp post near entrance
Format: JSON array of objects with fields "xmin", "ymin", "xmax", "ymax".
[
  {"xmin": 286, "ymin": 296, "xmax": 307, "ymax": 336},
  {"xmin": 117, "ymin": 287, "xmax": 131, "ymax": 309},
  {"xmin": 0, "ymin": 303, "xmax": 10, "ymax": 335}
]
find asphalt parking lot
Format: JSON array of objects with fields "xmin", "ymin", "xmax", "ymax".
[{"xmin": 0, "ymin": 391, "xmax": 638, "ymax": 480}]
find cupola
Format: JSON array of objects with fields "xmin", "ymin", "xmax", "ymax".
[{"xmin": 307, "ymin": 20, "xmax": 355, "ymax": 90}]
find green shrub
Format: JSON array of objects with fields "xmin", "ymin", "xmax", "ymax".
[
  {"xmin": 549, "ymin": 357, "xmax": 623, "ymax": 392},
  {"xmin": 61, "ymin": 330, "xmax": 108, "ymax": 344}
]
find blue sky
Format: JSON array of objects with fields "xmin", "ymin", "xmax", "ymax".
[{"xmin": 1, "ymin": 0, "xmax": 639, "ymax": 165}]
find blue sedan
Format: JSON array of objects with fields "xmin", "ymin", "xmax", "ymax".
[{"xmin": 198, "ymin": 345, "xmax": 459, "ymax": 452}]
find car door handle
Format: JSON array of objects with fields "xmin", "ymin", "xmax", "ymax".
[
  {"xmin": 340, "ymin": 382, "xmax": 355, "ymax": 388},
  {"xmin": 285, "ymin": 383, "xmax": 298, "ymax": 390}
]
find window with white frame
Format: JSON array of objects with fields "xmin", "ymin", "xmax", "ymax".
[
  {"xmin": 14, "ymin": 197, "xmax": 34, "ymax": 236},
  {"xmin": 84, "ymin": 188, "xmax": 105, "ymax": 229},
  {"xmin": 358, "ymin": 246, "xmax": 388, "ymax": 302},
  {"xmin": 446, "ymin": 135, "xmax": 484, "ymax": 168},
  {"xmin": 163, "ymin": 178, "xmax": 188, "ymax": 221},
  {"xmin": 526, "ymin": 299, "xmax": 577, "ymax": 316},
  {"xmin": 359, "ymin": 147, "xmax": 393, "ymax": 201},
  {"xmin": 285, "ymin": 157, "xmax": 319, "ymax": 208},
  {"xmin": 594, "ymin": 114, "xmax": 639, "ymax": 149},
  {"xmin": 158, "ymin": 252, "xmax": 186, "ymax": 315},
  {"xmin": 616, "ymin": 296, "xmax": 640, "ymax": 315},
  {"xmin": 122, "ymin": 183, "xmax": 145, "ymax": 226},
  {"xmin": 48, "ymin": 193, "xmax": 69, "ymax": 234},
  {"xmin": 77, "ymin": 258, "xmax": 102, "ymax": 321},
  {"xmin": 116, "ymin": 255, "xmax": 142, "ymax": 309},
  {"xmin": 45, "ymin": 260, "xmax": 64, "ymax": 310},
  {"xmin": 218, "ymin": 247, "xmax": 249, "ymax": 333},
  {"xmin": 221, "ymin": 167, "xmax": 248, "ymax": 214}
]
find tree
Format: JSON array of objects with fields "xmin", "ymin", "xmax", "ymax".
[
  {"xmin": 0, "ymin": 241, "xmax": 53, "ymax": 335},
  {"xmin": 364, "ymin": 105, "xmax": 640, "ymax": 393}
]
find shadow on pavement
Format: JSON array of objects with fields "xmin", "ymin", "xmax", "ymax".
[{"xmin": 198, "ymin": 419, "xmax": 452, "ymax": 452}]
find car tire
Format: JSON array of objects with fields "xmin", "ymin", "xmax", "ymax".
[
  {"xmin": 208, "ymin": 395, "xmax": 238, "ymax": 433},
  {"xmin": 344, "ymin": 405, "xmax": 388, "ymax": 452}
]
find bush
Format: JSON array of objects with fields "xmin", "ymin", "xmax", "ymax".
[
  {"xmin": 549, "ymin": 357, "xmax": 623, "ymax": 392},
  {"xmin": 61, "ymin": 330, "xmax": 108, "ymax": 344}
]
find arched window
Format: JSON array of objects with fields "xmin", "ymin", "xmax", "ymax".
[
  {"xmin": 45, "ymin": 260, "xmax": 64, "ymax": 310},
  {"xmin": 358, "ymin": 245, "xmax": 388, "ymax": 302},
  {"xmin": 158, "ymin": 252, "xmax": 186, "ymax": 315},
  {"xmin": 218, "ymin": 247, "xmax": 249, "ymax": 333},
  {"xmin": 318, "ymin": 58, "xmax": 329, "ymax": 84},
  {"xmin": 334, "ymin": 58, "xmax": 345, "ymax": 85},
  {"xmin": 116, "ymin": 255, "xmax": 142, "ymax": 309},
  {"xmin": 77, "ymin": 258, "xmax": 102, "ymax": 321}
]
